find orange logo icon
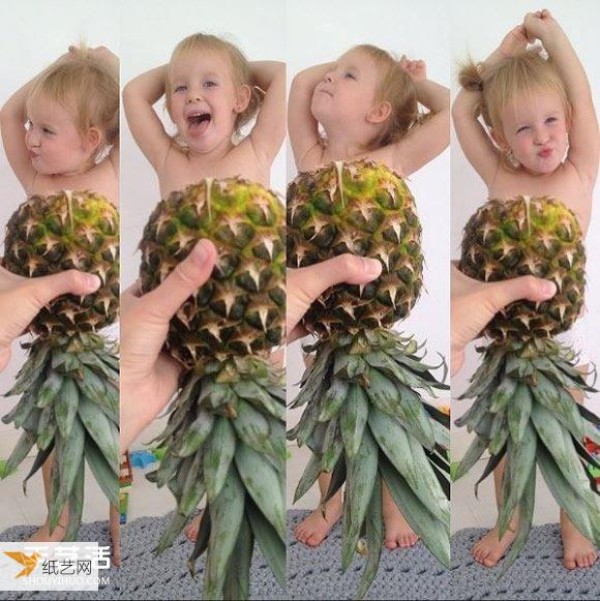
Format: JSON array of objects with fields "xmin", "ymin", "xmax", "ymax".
[{"xmin": 4, "ymin": 552, "xmax": 41, "ymax": 578}]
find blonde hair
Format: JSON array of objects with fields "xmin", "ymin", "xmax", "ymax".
[
  {"xmin": 166, "ymin": 33, "xmax": 262, "ymax": 138},
  {"xmin": 459, "ymin": 48, "xmax": 571, "ymax": 147},
  {"xmin": 27, "ymin": 49, "xmax": 119, "ymax": 160},
  {"xmin": 353, "ymin": 44, "xmax": 423, "ymax": 148}
]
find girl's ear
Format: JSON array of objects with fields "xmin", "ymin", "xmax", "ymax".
[
  {"xmin": 85, "ymin": 127, "xmax": 102, "ymax": 154},
  {"xmin": 490, "ymin": 127, "xmax": 508, "ymax": 151},
  {"xmin": 234, "ymin": 84, "xmax": 252, "ymax": 114},
  {"xmin": 367, "ymin": 100, "xmax": 392, "ymax": 124}
]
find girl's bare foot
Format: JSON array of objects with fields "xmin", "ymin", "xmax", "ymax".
[
  {"xmin": 382, "ymin": 485, "xmax": 419, "ymax": 549},
  {"xmin": 561, "ymin": 510, "xmax": 598, "ymax": 569},
  {"xmin": 27, "ymin": 521, "xmax": 67, "ymax": 543},
  {"xmin": 27, "ymin": 504, "xmax": 70, "ymax": 543},
  {"xmin": 185, "ymin": 512, "xmax": 203, "ymax": 543},
  {"xmin": 294, "ymin": 495, "xmax": 343, "ymax": 547},
  {"xmin": 472, "ymin": 514, "xmax": 518, "ymax": 567}
]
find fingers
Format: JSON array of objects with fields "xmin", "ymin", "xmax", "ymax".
[
  {"xmin": 294, "ymin": 254, "xmax": 382, "ymax": 302},
  {"xmin": 142, "ymin": 239, "xmax": 217, "ymax": 322}
]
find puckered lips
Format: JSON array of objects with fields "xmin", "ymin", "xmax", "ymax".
[
  {"xmin": 186, "ymin": 110, "xmax": 211, "ymax": 135},
  {"xmin": 538, "ymin": 146, "xmax": 553, "ymax": 159}
]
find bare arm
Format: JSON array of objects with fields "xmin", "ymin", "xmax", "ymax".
[
  {"xmin": 392, "ymin": 61, "xmax": 450, "ymax": 176},
  {"xmin": 451, "ymin": 26, "xmax": 529, "ymax": 185},
  {"xmin": 288, "ymin": 62, "xmax": 332, "ymax": 170},
  {"xmin": 122, "ymin": 65, "xmax": 172, "ymax": 172},
  {"xmin": 247, "ymin": 61, "xmax": 286, "ymax": 166},
  {"xmin": 524, "ymin": 10, "xmax": 599, "ymax": 183},
  {"xmin": 0, "ymin": 77, "xmax": 37, "ymax": 192}
]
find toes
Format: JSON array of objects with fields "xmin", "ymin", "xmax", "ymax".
[
  {"xmin": 564, "ymin": 557, "xmax": 577, "ymax": 570},
  {"xmin": 384, "ymin": 537, "xmax": 398, "ymax": 550}
]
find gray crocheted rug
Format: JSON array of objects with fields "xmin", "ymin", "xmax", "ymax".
[
  {"xmin": 287, "ymin": 509, "xmax": 451, "ymax": 600},
  {"xmin": 120, "ymin": 512, "xmax": 285, "ymax": 600},
  {"xmin": 450, "ymin": 524, "xmax": 600, "ymax": 600},
  {"xmin": 0, "ymin": 521, "xmax": 119, "ymax": 600}
]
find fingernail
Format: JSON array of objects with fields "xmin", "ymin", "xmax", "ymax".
[
  {"xmin": 363, "ymin": 258, "xmax": 382, "ymax": 277},
  {"xmin": 541, "ymin": 280, "xmax": 557, "ymax": 298},
  {"xmin": 190, "ymin": 240, "xmax": 208, "ymax": 263},
  {"xmin": 86, "ymin": 274, "xmax": 101, "ymax": 292}
]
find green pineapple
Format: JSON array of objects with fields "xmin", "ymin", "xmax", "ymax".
[
  {"xmin": 139, "ymin": 178, "xmax": 286, "ymax": 600},
  {"xmin": 1, "ymin": 190, "xmax": 119, "ymax": 540},
  {"xmin": 287, "ymin": 159, "xmax": 450, "ymax": 598},
  {"xmin": 456, "ymin": 196, "xmax": 600, "ymax": 570}
]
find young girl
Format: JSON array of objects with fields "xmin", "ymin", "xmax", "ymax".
[
  {"xmin": 123, "ymin": 32, "xmax": 285, "ymax": 542},
  {"xmin": 453, "ymin": 10, "xmax": 599, "ymax": 570},
  {"xmin": 0, "ymin": 44, "xmax": 120, "ymax": 561},
  {"xmin": 288, "ymin": 43, "xmax": 450, "ymax": 549},
  {"xmin": 123, "ymin": 32, "xmax": 285, "ymax": 197}
]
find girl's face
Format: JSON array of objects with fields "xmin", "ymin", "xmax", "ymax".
[
  {"xmin": 311, "ymin": 49, "xmax": 381, "ymax": 128},
  {"xmin": 25, "ymin": 96, "xmax": 96, "ymax": 176},
  {"xmin": 168, "ymin": 48, "xmax": 248, "ymax": 153},
  {"xmin": 498, "ymin": 89, "xmax": 569, "ymax": 175}
]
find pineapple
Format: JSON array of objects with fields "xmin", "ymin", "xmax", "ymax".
[
  {"xmin": 138, "ymin": 178, "xmax": 286, "ymax": 600},
  {"xmin": 287, "ymin": 160, "xmax": 450, "ymax": 598},
  {"xmin": 456, "ymin": 196, "xmax": 600, "ymax": 570},
  {"xmin": 1, "ymin": 190, "xmax": 119, "ymax": 540}
]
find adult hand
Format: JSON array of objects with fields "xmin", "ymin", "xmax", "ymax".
[
  {"xmin": 120, "ymin": 240, "xmax": 217, "ymax": 452},
  {"xmin": 0, "ymin": 267, "xmax": 101, "ymax": 372},
  {"xmin": 287, "ymin": 254, "xmax": 382, "ymax": 343},
  {"xmin": 451, "ymin": 264, "xmax": 557, "ymax": 375}
]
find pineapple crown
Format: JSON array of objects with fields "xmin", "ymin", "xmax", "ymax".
[
  {"xmin": 165, "ymin": 32, "xmax": 263, "ymax": 139},
  {"xmin": 27, "ymin": 49, "xmax": 119, "ymax": 160},
  {"xmin": 458, "ymin": 48, "xmax": 571, "ymax": 164}
]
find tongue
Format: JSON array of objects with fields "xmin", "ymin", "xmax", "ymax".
[{"xmin": 189, "ymin": 115, "xmax": 210, "ymax": 136}]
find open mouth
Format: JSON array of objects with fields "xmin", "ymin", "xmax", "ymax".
[{"xmin": 187, "ymin": 113, "xmax": 211, "ymax": 127}]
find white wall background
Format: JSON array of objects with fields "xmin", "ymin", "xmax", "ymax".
[
  {"xmin": 451, "ymin": 0, "xmax": 600, "ymax": 459},
  {"xmin": 0, "ymin": 0, "xmax": 121, "ymax": 458},
  {"xmin": 286, "ymin": 0, "xmax": 451, "ymax": 431},
  {"xmin": 120, "ymin": 0, "xmax": 287, "ymax": 446}
]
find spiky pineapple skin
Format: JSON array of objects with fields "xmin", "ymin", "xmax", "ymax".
[
  {"xmin": 287, "ymin": 160, "xmax": 423, "ymax": 337},
  {"xmin": 459, "ymin": 196, "xmax": 585, "ymax": 342},
  {"xmin": 2, "ymin": 190, "xmax": 119, "ymax": 337},
  {"xmin": 139, "ymin": 178, "xmax": 286, "ymax": 369}
]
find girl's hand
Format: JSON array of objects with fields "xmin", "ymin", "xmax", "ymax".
[
  {"xmin": 498, "ymin": 24, "xmax": 530, "ymax": 57},
  {"xmin": 523, "ymin": 9, "xmax": 555, "ymax": 43},
  {"xmin": 399, "ymin": 56, "xmax": 426, "ymax": 81}
]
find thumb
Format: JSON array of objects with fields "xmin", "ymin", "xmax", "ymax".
[
  {"xmin": 296, "ymin": 254, "xmax": 382, "ymax": 304},
  {"xmin": 29, "ymin": 270, "xmax": 101, "ymax": 306},
  {"xmin": 487, "ymin": 275, "xmax": 557, "ymax": 311},
  {"xmin": 142, "ymin": 239, "xmax": 217, "ymax": 322}
]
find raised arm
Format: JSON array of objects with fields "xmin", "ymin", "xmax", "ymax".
[
  {"xmin": 391, "ymin": 59, "xmax": 450, "ymax": 176},
  {"xmin": 288, "ymin": 62, "xmax": 333, "ymax": 170},
  {"xmin": 247, "ymin": 61, "xmax": 285, "ymax": 165},
  {"xmin": 122, "ymin": 65, "xmax": 172, "ymax": 172},
  {"xmin": 524, "ymin": 10, "xmax": 599, "ymax": 183},
  {"xmin": 451, "ymin": 26, "xmax": 529, "ymax": 186},
  {"xmin": 0, "ymin": 77, "xmax": 38, "ymax": 192}
]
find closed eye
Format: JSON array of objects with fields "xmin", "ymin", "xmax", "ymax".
[
  {"xmin": 344, "ymin": 71, "xmax": 357, "ymax": 80},
  {"xmin": 42, "ymin": 127, "xmax": 54, "ymax": 135},
  {"xmin": 173, "ymin": 84, "xmax": 187, "ymax": 93},
  {"xmin": 545, "ymin": 117, "xmax": 558, "ymax": 124},
  {"xmin": 516, "ymin": 125, "xmax": 530, "ymax": 134},
  {"xmin": 203, "ymin": 80, "xmax": 217, "ymax": 88}
]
